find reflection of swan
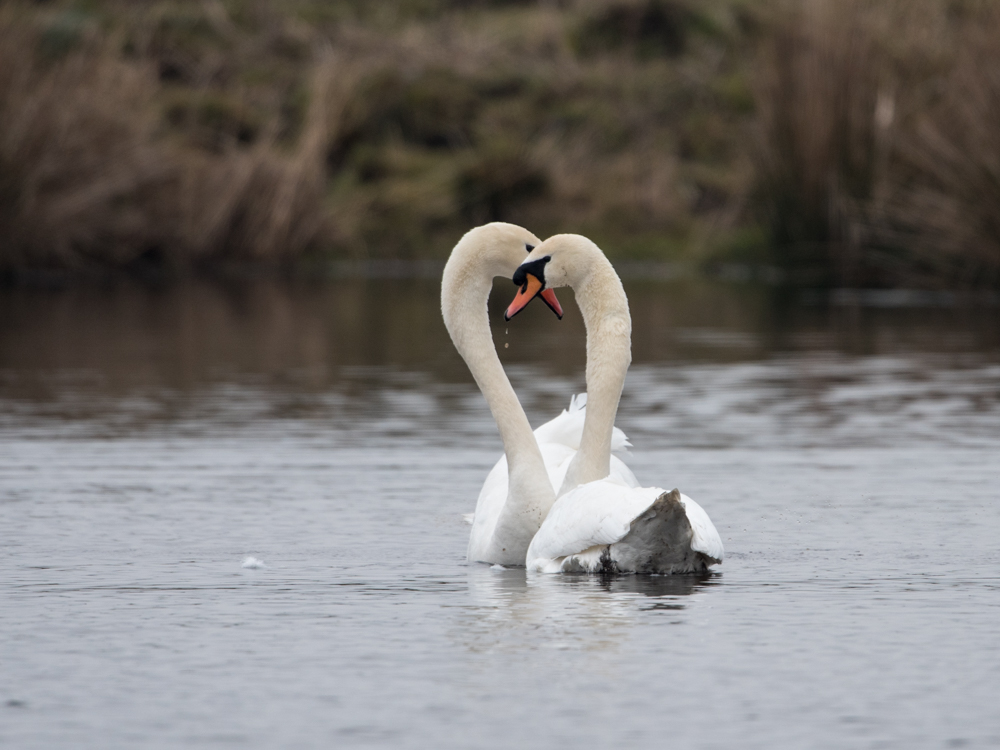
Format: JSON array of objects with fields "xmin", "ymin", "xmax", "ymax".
[
  {"xmin": 441, "ymin": 224, "xmax": 637, "ymax": 566},
  {"xmin": 469, "ymin": 567, "xmax": 714, "ymax": 608},
  {"xmin": 460, "ymin": 566, "xmax": 715, "ymax": 654},
  {"xmin": 505, "ymin": 234, "xmax": 725, "ymax": 574},
  {"xmin": 597, "ymin": 572, "xmax": 717, "ymax": 598}
]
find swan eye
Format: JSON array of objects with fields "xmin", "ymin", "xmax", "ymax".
[
  {"xmin": 525, "ymin": 244, "xmax": 535, "ymax": 252},
  {"xmin": 511, "ymin": 255, "xmax": 552, "ymax": 289}
]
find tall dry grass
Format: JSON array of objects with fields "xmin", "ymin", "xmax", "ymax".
[
  {"xmin": 0, "ymin": 10, "xmax": 341, "ymax": 274},
  {"xmin": 0, "ymin": 17, "xmax": 167, "ymax": 270},
  {"xmin": 3, "ymin": 0, "xmax": 747, "ymax": 269},
  {"xmin": 753, "ymin": 0, "xmax": 1000, "ymax": 287},
  {"xmin": 752, "ymin": 0, "xmax": 895, "ymax": 284},
  {"xmin": 169, "ymin": 54, "xmax": 342, "ymax": 264},
  {"xmin": 885, "ymin": 17, "xmax": 1000, "ymax": 286},
  {"xmin": 6, "ymin": 0, "xmax": 1000, "ymax": 286}
]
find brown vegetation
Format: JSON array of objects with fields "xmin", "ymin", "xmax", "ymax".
[
  {"xmin": 1, "ymin": 0, "xmax": 999, "ymax": 287},
  {"xmin": 753, "ymin": 0, "xmax": 1000, "ymax": 287},
  {"xmin": 886, "ymin": 18, "xmax": 1000, "ymax": 287},
  {"xmin": 0, "ymin": 6, "xmax": 335, "ymax": 272},
  {"xmin": 1, "ymin": 0, "xmax": 751, "ymax": 274},
  {"xmin": 0, "ymin": 16, "xmax": 166, "ymax": 269}
]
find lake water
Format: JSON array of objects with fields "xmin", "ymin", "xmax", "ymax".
[{"xmin": 1, "ymin": 278, "xmax": 999, "ymax": 749}]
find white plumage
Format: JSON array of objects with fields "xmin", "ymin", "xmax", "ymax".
[
  {"xmin": 444, "ymin": 224, "xmax": 630, "ymax": 566},
  {"xmin": 443, "ymin": 224, "xmax": 724, "ymax": 573},
  {"xmin": 526, "ymin": 479, "xmax": 723, "ymax": 573},
  {"xmin": 467, "ymin": 394, "xmax": 638, "ymax": 560},
  {"xmin": 512, "ymin": 234, "xmax": 724, "ymax": 574}
]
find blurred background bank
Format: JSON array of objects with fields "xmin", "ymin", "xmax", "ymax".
[{"xmin": 1, "ymin": 0, "xmax": 999, "ymax": 289}]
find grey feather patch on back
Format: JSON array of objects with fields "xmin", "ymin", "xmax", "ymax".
[{"xmin": 589, "ymin": 488, "xmax": 714, "ymax": 574}]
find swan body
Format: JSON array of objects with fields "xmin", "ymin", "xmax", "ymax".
[
  {"xmin": 526, "ymin": 481, "xmax": 723, "ymax": 573},
  {"xmin": 442, "ymin": 223, "xmax": 635, "ymax": 566},
  {"xmin": 468, "ymin": 394, "xmax": 638, "ymax": 556},
  {"xmin": 509, "ymin": 234, "xmax": 724, "ymax": 574}
]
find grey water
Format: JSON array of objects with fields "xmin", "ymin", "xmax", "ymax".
[{"xmin": 1, "ymin": 279, "xmax": 999, "ymax": 749}]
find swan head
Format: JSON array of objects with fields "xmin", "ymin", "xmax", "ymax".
[
  {"xmin": 505, "ymin": 234, "xmax": 604, "ymax": 320},
  {"xmin": 454, "ymin": 222, "xmax": 540, "ymax": 277},
  {"xmin": 442, "ymin": 221, "xmax": 562, "ymax": 306}
]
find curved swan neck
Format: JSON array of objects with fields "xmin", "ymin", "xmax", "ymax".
[
  {"xmin": 559, "ymin": 251, "xmax": 631, "ymax": 495},
  {"xmin": 442, "ymin": 273, "xmax": 538, "ymax": 467},
  {"xmin": 441, "ymin": 227, "xmax": 555, "ymax": 540}
]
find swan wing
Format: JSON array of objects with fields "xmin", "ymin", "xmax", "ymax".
[
  {"xmin": 466, "ymin": 454, "xmax": 509, "ymax": 561},
  {"xmin": 465, "ymin": 395, "xmax": 640, "ymax": 563},
  {"xmin": 526, "ymin": 478, "xmax": 661, "ymax": 564},
  {"xmin": 678, "ymin": 493, "xmax": 725, "ymax": 562},
  {"xmin": 531, "ymin": 394, "xmax": 631, "ymax": 452},
  {"xmin": 526, "ymin": 482, "xmax": 724, "ymax": 573},
  {"xmin": 532, "ymin": 394, "xmax": 637, "ymax": 489},
  {"xmin": 609, "ymin": 455, "xmax": 638, "ymax": 488}
]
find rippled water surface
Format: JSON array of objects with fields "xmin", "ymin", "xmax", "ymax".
[{"xmin": 2, "ymin": 280, "xmax": 999, "ymax": 749}]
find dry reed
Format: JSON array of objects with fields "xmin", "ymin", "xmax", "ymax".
[
  {"xmin": 883, "ymin": 14, "xmax": 1000, "ymax": 287},
  {"xmin": 0, "ymin": 16, "xmax": 168, "ymax": 270},
  {"xmin": 0, "ymin": 8, "xmax": 342, "ymax": 274},
  {"xmin": 2, "ymin": 1, "xmax": 747, "ymax": 272},
  {"xmin": 752, "ymin": 0, "xmax": 890, "ymax": 284},
  {"xmin": 752, "ymin": 0, "xmax": 1000, "ymax": 287},
  {"xmin": 5, "ymin": 0, "xmax": 1000, "ymax": 286}
]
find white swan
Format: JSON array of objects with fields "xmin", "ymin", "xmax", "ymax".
[
  {"xmin": 504, "ymin": 234, "xmax": 724, "ymax": 574},
  {"xmin": 441, "ymin": 224, "xmax": 637, "ymax": 567}
]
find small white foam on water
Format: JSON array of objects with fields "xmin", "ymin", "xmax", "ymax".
[
  {"xmin": 241, "ymin": 556, "xmax": 266, "ymax": 569},
  {"xmin": 461, "ymin": 513, "xmax": 474, "ymax": 525},
  {"xmin": 490, "ymin": 564, "xmax": 505, "ymax": 571}
]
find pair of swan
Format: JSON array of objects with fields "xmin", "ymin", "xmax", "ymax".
[{"xmin": 441, "ymin": 223, "xmax": 723, "ymax": 574}]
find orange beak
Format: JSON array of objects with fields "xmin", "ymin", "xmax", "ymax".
[
  {"xmin": 540, "ymin": 288, "xmax": 563, "ymax": 319},
  {"xmin": 504, "ymin": 274, "xmax": 563, "ymax": 321}
]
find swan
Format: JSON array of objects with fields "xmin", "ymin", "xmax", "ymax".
[
  {"xmin": 441, "ymin": 223, "xmax": 637, "ymax": 567},
  {"xmin": 504, "ymin": 234, "xmax": 724, "ymax": 574}
]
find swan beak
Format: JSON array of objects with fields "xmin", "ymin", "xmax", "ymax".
[
  {"xmin": 505, "ymin": 274, "xmax": 562, "ymax": 320},
  {"xmin": 540, "ymin": 288, "xmax": 563, "ymax": 319}
]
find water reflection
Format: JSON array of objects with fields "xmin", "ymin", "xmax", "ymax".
[
  {"xmin": 460, "ymin": 566, "xmax": 717, "ymax": 654},
  {"xmin": 596, "ymin": 571, "xmax": 718, "ymax": 597},
  {"xmin": 2, "ymin": 278, "xmax": 998, "ymax": 445},
  {"xmin": 2, "ymin": 278, "xmax": 998, "ymax": 402}
]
